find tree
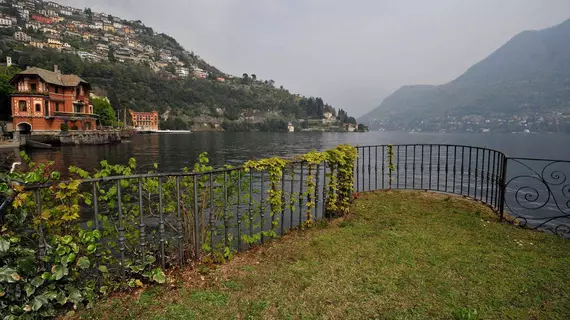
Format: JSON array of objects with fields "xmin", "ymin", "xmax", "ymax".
[
  {"xmin": 251, "ymin": 74, "xmax": 257, "ymax": 81},
  {"xmin": 91, "ymin": 96, "xmax": 117, "ymax": 127},
  {"xmin": 0, "ymin": 66, "xmax": 22, "ymax": 120},
  {"xmin": 108, "ymin": 47, "xmax": 116, "ymax": 62}
]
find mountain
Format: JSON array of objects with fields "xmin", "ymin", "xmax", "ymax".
[
  {"xmin": 0, "ymin": 0, "xmax": 357, "ymax": 131},
  {"xmin": 360, "ymin": 19, "xmax": 570, "ymax": 133}
]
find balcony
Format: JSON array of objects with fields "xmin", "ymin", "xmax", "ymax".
[
  {"xmin": 53, "ymin": 111, "xmax": 97, "ymax": 120},
  {"xmin": 12, "ymin": 89, "xmax": 50, "ymax": 97}
]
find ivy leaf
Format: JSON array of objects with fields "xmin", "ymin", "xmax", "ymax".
[
  {"xmin": 77, "ymin": 257, "xmax": 90, "ymax": 269},
  {"xmin": 56, "ymin": 291, "xmax": 68, "ymax": 305},
  {"xmin": 151, "ymin": 268, "xmax": 166, "ymax": 284},
  {"xmin": 25, "ymin": 284, "xmax": 36, "ymax": 297},
  {"xmin": 61, "ymin": 235, "xmax": 73, "ymax": 244},
  {"xmin": 99, "ymin": 286, "xmax": 108, "ymax": 295},
  {"xmin": 0, "ymin": 238, "xmax": 10, "ymax": 254},
  {"xmin": 98, "ymin": 265, "xmax": 109, "ymax": 273},
  {"xmin": 52, "ymin": 265, "xmax": 68, "ymax": 280},
  {"xmin": 135, "ymin": 279, "xmax": 143, "ymax": 287},
  {"xmin": 31, "ymin": 295, "xmax": 49, "ymax": 311},
  {"xmin": 66, "ymin": 253, "xmax": 77, "ymax": 264}
]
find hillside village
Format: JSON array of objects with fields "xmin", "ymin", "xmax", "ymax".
[
  {"xmin": 0, "ymin": 0, "xmax": 367, "ymax": 133},
  {"xmin": 0, "ymin": 0, "xmax": 215, "ymax": 80}
]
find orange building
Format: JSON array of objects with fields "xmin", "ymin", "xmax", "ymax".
[
  {"xmin": 129, "ymin": 110, "xmax": 159, "ymax": 131},
  {"xmin": 10, "ymin": 66, "xmax": 96, "ymax": 133}
]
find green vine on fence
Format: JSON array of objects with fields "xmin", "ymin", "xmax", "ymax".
[
  {"xmin": 0, "ymin": 145, "xmax": 357, "ymax": 318},
  {"xmin": 387, "ymin": 144, "xmax": 395, "ymax": 190},
  {"xmin": 244, "ymin": 157, "xmax": 288, "ymax": 239}
]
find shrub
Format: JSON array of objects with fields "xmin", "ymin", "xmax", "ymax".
[{"xmin": 60, "ymin": 123, "xmax": 69, "ymax": 132}]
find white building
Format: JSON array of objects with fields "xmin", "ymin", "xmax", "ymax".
[
  {"xmin": 59, "ymin": 9, "xmax": 72, "ymax": 16},
  {"xmin": 192, "ymin": 67, "xmax": 208, "ymax": 79},
  {"xmin": 14, "ymin": 31, "xmax": 32, "ymax": 42},
  {"xmin": 77, "ymin": 51, "xmax": 102, "ymax": 61},
  {"xmin": 96, "ymin": 43, "xmax": 109, "ymax": 52},
  {"xmin": 25, "ymin": 22, "xmax": 40, "ymax": 30},
  {"xmin": 287, "ymin": 122, "xmax": 295, "ymax": 132},
  {"xmin": 0, "ymin": 17, "xmax": 12, "ymax": 26},
  {"xmin": 175, "ymin": 67, "xmax": 189, "ymax": 78},
  {"xmin": 41, "ymin": 27, "xmax": 58, "ymax": 34}
]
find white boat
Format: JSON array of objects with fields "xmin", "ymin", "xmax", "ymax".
[{"xmin": 154, "ymin": 130, "xmax": 192, "ymax": 134}]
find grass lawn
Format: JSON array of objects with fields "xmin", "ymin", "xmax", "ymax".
[{"xmin": 73, "ymin": 191, "xmax": 570, "ymax": 320}]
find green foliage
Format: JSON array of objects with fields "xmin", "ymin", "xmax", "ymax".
[
  {"xmin": 452, "ymin": 308, "xmax": 480, "ymax": 320},
  {"xmin": 0, "ymin": 40, "xmax": 359, "ymax": 129},
  {"xmin": 0, "ymin": 65, "xmax": 22, "ymax": 120},
  {"xmin": 387, "ymin": 145, "xmax": 395, "ymax": 190},
  {"xmin": 91, "ymin": 96, "xmax": 118, "ymax": 127},
  {"xmin": 0, "ymin": 144, "xmax": 357, "ymax": 317},
  {"xmin": 0, "ymin": 153, "xmax": 167, "ymax": 319},
  {"xmin": 60, "ymin": 123, "xmax": 69, "ymax": 132}
]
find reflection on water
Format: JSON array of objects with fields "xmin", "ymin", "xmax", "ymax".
[{"xmin": 0, "ymin": 132, "xmax": 569, "ymax": 175}]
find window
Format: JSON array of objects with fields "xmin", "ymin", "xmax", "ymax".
[
  {"xmin": 30, "ymin": 84, "xmax": 37, "ymax": 92},
  {"xmin": 44, "ymin": 100, "xmax": 49, "ymax": 116},
  {"xmin": 19, "ymin": 101, "xmax": 27, "ymax": 112},
  {"xmin": 35, "ymin": 103, "xmax": 41, "ymax": 112},
  {"xmin": 55, "ymin": 102, "xmax": 60, "ymax": 112}
]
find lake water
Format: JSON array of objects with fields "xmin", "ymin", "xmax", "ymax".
[{"xmin": 2, "ymin": 131, "xmax": 569, "ymax": 174}]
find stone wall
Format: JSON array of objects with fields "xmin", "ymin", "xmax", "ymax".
[
  {"xmin": 28, "ymin": 131, "xmax": 122, "ymax": 145},
  {"xmin": 58, "ymin": 131, "xmax": 121, "ymax": 145}
]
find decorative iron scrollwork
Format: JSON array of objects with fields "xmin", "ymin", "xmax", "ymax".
[{"xmin": 505, "ymin": 159, "xmax": 570, "ymax": 236}]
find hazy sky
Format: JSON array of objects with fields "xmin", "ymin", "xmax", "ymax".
[{"xmin": 59, "ymin": 0, "xmax": 570, "ymax": 116}]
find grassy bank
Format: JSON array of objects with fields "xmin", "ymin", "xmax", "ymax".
[{"xmin": 73, "ymin": 191, "xmax": 570, "ymax": 319}]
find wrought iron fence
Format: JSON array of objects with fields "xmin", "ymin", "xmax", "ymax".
[
  {"xmin": 19, "ymin": 159, "xmax": 336, "ymax": 282},
  {"xmin": 354, "ymin": 144, "xmax": 570, "ymax": 236},
  {"xmin": 354, "ymin": 145, "xmax": 507, "ymax": 213},
  {"xmin": 6, "ymin": 144, "xmax": 570, "ymax": 286},
  {"xmin": 503, "ymin": 157, "xmax": 570, "ymax": 235}
]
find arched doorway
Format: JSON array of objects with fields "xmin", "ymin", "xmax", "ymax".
[{"xmin": 16, "ymin": 122, "xmax": 32, "ymax": 134}]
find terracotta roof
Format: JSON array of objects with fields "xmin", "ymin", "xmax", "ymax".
[{"xmin": 12, "ymin": 67, "xmax": 88, "ymax": 87}]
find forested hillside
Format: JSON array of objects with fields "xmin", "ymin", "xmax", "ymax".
[{"xmin": 0, "ymin": 0, "xmax": 357, "ymax": 131}]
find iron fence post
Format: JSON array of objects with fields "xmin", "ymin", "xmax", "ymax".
[{"xmin": 499, "ymin": 155, "xmax": 509, "ymax": 221}]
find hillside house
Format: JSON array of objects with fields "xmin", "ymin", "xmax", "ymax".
[
  {"xmin": 31, "ymin": 14, "xmax": 52, "ymax": 24},
  {"xmin": 17, "ymin": 9, "xmax": 29, "ymax": 19},
  {"xmin": 59, "ymin": 9, "xmax": 72, "ymax": 15},
  {"xmin": 287, "ymin": 122, "xmax": 295, "ymax": 132},
  {"xmin": 0, "ymin": 16, "xmax": 13, "ymax": 26},
  {"xmin": 14, "ymin": 31, "xmax": 31, "ymax": 42},
  {"xmin": 25, "ymin": 21, "xmax": 40, "ymax": 30},
  {"xmin": 47, "ymin": 38, "xmax": 62, "ymax": 49},
  {"xmin": 175, "ymin": 67, "xmax": 189, "ymax": 78},
  {"xmin": 41, "ymin": 27, "xmax": 57, "ymax": 34},
  {"xmin": 9, "ymin": 66, "xmax": 96, "ymax": 133},
  {"xmin": 28, "ymin": 40, "xmax": 45, "ymax": 48},
  {"xmin": 193, "ymin": 67, "xmax": 208, "ymax": 79},
  {"xmin": 129, "ymin": 110, "xmax": 159, "ymax": 131},
  {"xmin": 45, "ymin": 1, "xmax": 61, "ymax": 8},
  {"xmin": 102, "ymin": 24, "xmax": 115, "ymax": 32},
  {"xmin": 77, "ymin": 51, "xmax": 102, "ymax": 62},
  {"xmin": 96, "ymin": 43, "xmax": 109, "ymax": 52}
]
